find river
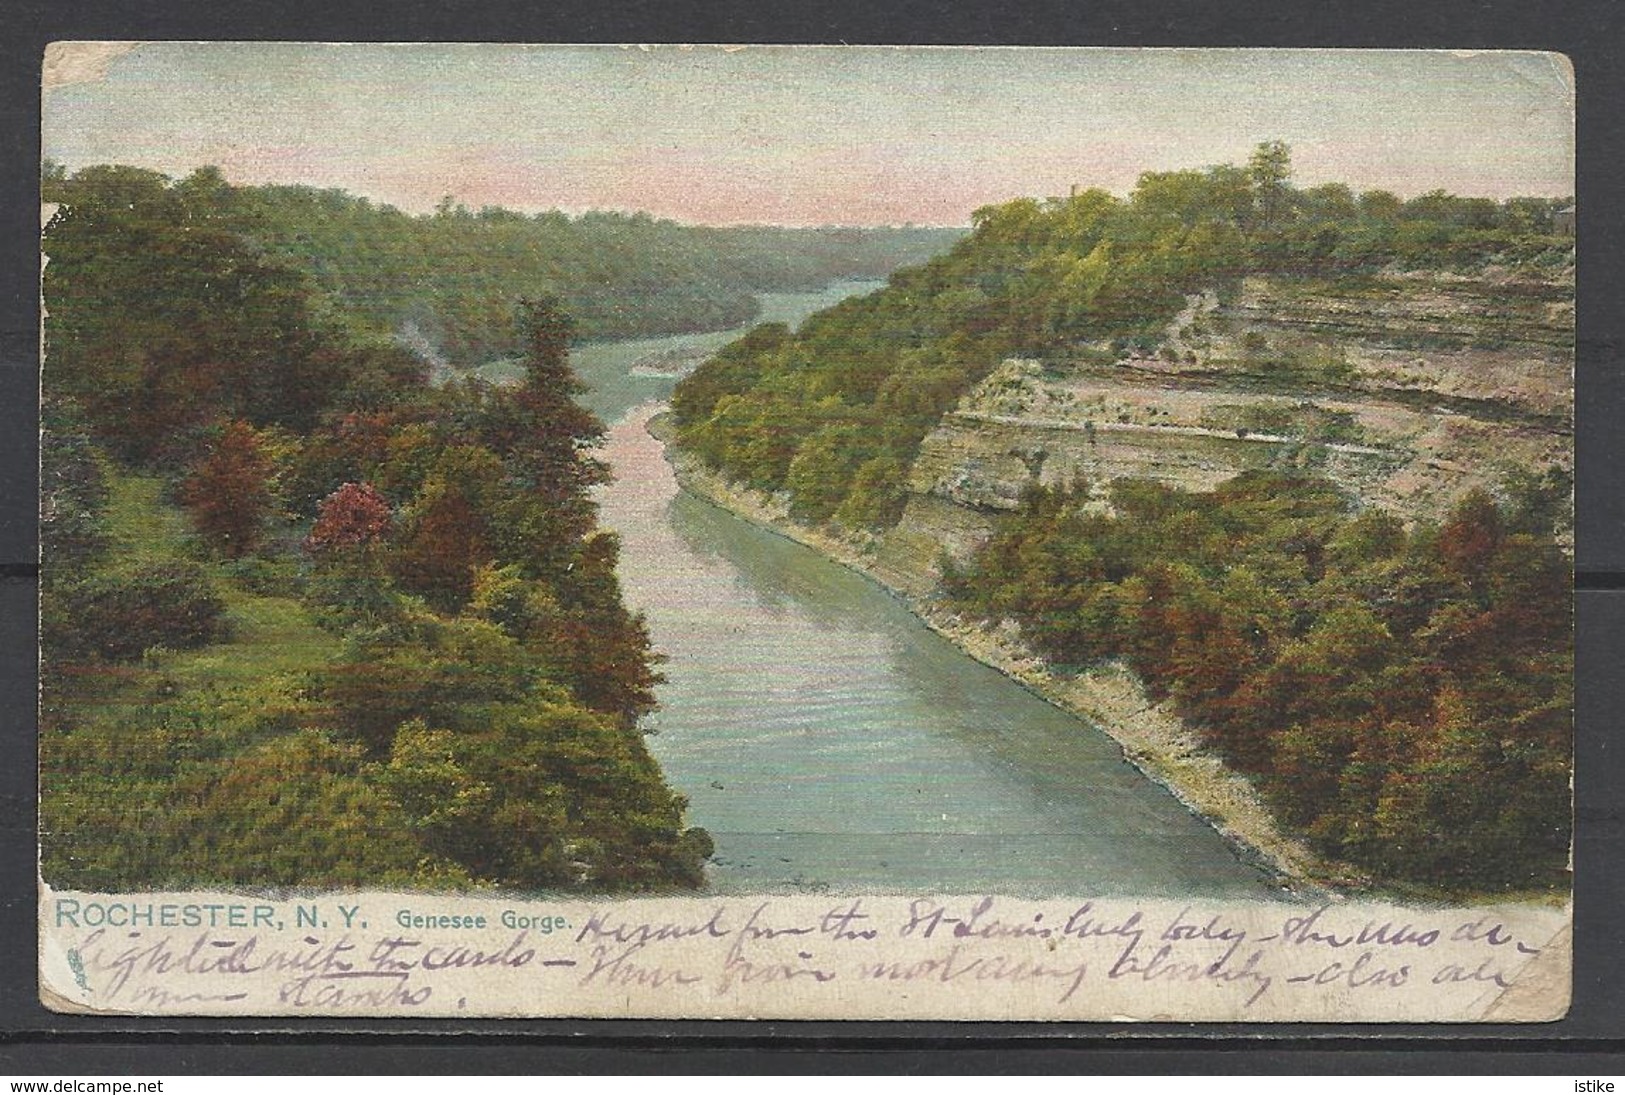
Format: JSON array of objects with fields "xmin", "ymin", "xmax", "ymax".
[{"xmin": 580, "ymin": 281, "xmax": 1278, "ymax": 897}]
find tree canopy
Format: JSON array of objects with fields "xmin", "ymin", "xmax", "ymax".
[
  {"xmin": 673, "ymin": 142, "xmax": 1572, "ymax": 532},
  {"xmin": 40, "ymin": 171, "xmax": 720, "ymax": 892},
  {"xmin": 943, "ymin": 476, "xmax": 1571, "ymax": 892}
]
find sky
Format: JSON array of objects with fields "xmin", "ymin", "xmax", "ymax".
[{"xmin": 42, "ymin": 44, "xmax": 1575, "ymax": 227}]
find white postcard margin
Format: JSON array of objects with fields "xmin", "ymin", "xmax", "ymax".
[{"xmin": 39, "ymin": 887, "xmax": 1570, "ymax": 1022}]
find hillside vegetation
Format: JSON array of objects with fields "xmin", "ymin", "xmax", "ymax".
[
  {"xmin": 40, "ymin": 168, "xmax": 765, "ymax": 892},
  {"xmin": 672, "ymin": 143, "xmax": 1573, "ymax": 894},
  {"xmin": 943, "ymin": 475, "xmax": 1570, "ymax": 893},
  {"xmin": 674, "ymin": 143, "xmax": 1570, "ymax": 528},
  {"xmin": 44, "ymin": 162, "xmax": 959, "ymax": 368}
]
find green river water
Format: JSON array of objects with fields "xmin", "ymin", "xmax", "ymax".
[{"xmin": 578, "ymin": 281, "xmax": 1279, "ymax": 897}]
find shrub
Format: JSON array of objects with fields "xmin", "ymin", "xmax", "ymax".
[
  {"xmin": 306, "ymin": 481, "xmax": 393, "ymax": 555},
  {"xmin": 45, "ymin": 562, "xmax": 228, "ymax": 662},
  {"xmin": 170, "ymin": 730, "xmax": 465, "ymax": 888},
  {"xmin": 220, "ymin": 556, "xmax": 302, "ymax": 598}
]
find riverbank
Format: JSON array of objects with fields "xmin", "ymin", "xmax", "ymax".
[{"xmin": 648, "ymin": 406, "xmax": 1362, "ymax": 898}]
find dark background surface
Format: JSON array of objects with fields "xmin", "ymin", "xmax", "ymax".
[{"xmin": 1, "ymin": 0, "xmax": 1621, "ymax": 1074}]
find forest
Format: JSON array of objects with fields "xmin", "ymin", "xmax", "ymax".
[
  {"xmin": 672, "ymin": 143, "xmax": 1573, "ymax": 894},
  {"xmin": 672, "ymin": 143, "xmax": 1572, "ymax": 531},
  {"xmin": 42, "ymin": 162, "xmax": 959, "ymax": 367},
  {"xmin": 37, "ymin": 165, "xmax": 840, "ymax": 890},
  {"xmin": 942, "ymin": 474, "xmax": 1572, "ymax": 892}
]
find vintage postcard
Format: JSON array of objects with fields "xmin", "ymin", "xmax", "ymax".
[{"xmin": 38, "ymin": 44, "xmax": 1574, "ymax": 1021}]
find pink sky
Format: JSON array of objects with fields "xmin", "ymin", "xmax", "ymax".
[{"xmin": 45, "ymin": 45, "xmax": 1575, "ymax": 226}]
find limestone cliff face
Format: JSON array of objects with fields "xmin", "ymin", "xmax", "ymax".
[
  {"xmin": 661, "ymin": 270, "xmax": 1570, "ymax": 894},
  {"xmin": 875, "ymin": 271, "xmax": 1573, "ymax": 587},
  {"xmin": 660, "ymin": 412, "xmax": 1357, "ymax": 892},
  {"xmin": 874, "ymin": 411, "xmax": 1402, "ymax": 590}
]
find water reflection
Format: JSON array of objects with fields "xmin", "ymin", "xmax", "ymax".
[
  {"xmin": 598, "ymin": 411, "xmax": 1275, "ymax": 898},
  {"xmin": 585, "ymin": 284, "xmax": 1280, "ymax": 898}
]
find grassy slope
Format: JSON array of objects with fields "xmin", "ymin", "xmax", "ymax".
[
  {"xmin": 101, "ymin": 474, "xmax": 341, "ymax": 676},
  {"xmin": 40, "ymin": 475, "xmax": 426, "ymax": 889}
]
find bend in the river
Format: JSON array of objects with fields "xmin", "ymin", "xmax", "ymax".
[{"xmin": 579, "ymin": 281, "xmax": 1279, "ymax": 898}]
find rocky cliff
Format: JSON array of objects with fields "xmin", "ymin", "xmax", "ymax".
[
  {"xmin": 660, "ymin": 267, "xmax": 1572, "ymax": 895},
  {"xmin": 660, "ymin": 419, "xmax": 1349, "ymax": 893},
  {"xmin": 875, "ymin": 271, "xmax": 1573, "ymax": 587}
]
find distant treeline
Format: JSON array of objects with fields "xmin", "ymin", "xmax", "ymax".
[
  {"xmin": 672, "ymin": 142, "xmax": 1573, "ymax": 530},
  {"xmin": 40, "ymin": 165, "xmax": 746, "ymax": 891},
  {"xmin": 43, "ymin": 162, "xmax": 962, "ymax": 365}
]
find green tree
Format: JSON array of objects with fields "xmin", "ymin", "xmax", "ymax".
[
  {"xmin": 39, "ymin": 399, "xmax": 110, "ymax": 579},
  {"xmin": 835, "ymin": 455, "xmax": 910, "ymax": 529},
  {"xmin": 382, "ymin": 698, "xmax": 705, "ymax": 890},
  {"xmin": 1248, "ymin": 140, "xmax": 1294, "ymax": 229},
  {"xmin": 556, "ymin": 532, "xmax": 665, "ymax": 726},
  {"xmin": 485, "ymin": 296, "xmax": 610, "ymax": 578},
  {"xmin": 787, "ymin": 426, "xmax": 865, "ymax": 522}
]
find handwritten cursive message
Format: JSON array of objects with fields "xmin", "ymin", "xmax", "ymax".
[{"xmin": 39, "ymin": 888, "xmax": 1568, "ymax": 1021}]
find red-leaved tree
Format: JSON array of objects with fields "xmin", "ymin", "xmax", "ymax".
[
  {"xmin": 390, "ymin": 485, "xmax": 489, "ymax": 613},
  {"xmin": 182, "ymin": 420, "xmax": 273, "ymax": 558},
  {"xmin": 305, "ymin": 481, "xmax": 393, "ymax": 556}
]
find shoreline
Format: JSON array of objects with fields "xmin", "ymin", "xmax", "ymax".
[{"xmin": 645, "ymin": 406, "xmax": 1362, "ymax": 899}]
